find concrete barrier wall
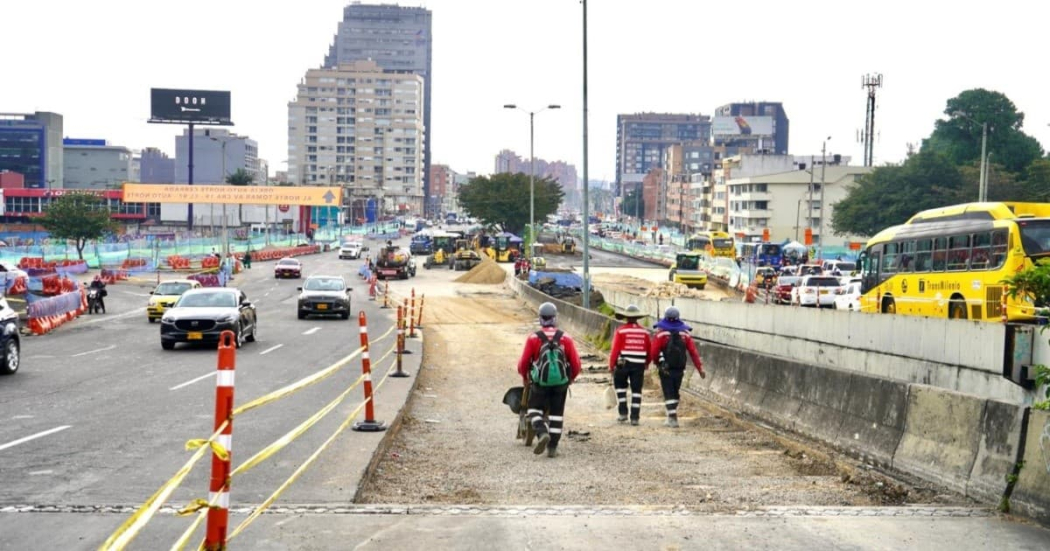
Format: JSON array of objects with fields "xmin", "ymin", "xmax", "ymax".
[
  {"xmin": 594, "ymin": 285, "xmax": 1023, "ymax": 403},
  {"xmin": 510, "ymin": 276, "xmax": 1033, "ymax": 512},
  {"xmin": 1012, "ymin": 409, "xmax": 1050, "ymax": 523}
]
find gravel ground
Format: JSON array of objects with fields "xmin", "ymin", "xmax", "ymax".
[{"xmin": 356, "ymin": 282, "xmax": 972, "ymax": 512}]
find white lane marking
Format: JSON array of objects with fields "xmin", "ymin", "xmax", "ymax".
[
  {"xmin": 12, "ymin": 415, "xmax": 33, "ymax": 420},
  {"xmin": 303, "ymin": 327, "xmax": 320, "ymax": 335},
  {"xmin": 0, "ymin": 426, "xmax": 72, "ymax": 452},
  {"xmin": 29, "ymin": 470, "xmax": 53, "ymax": 476},
  {"xmin": 78, "ymin": 308, "xmax": 146, "ymax": 325},
  {"xmin": 260, "ymin": 344, "xmax": 283, "ymax": 355},
  {"xmin": 170, "ymin": 372, "xmax": 216, "ymax": 391},
  {"xmin": 71, "ymin": 344, "xmax": 117, "ymax": 357}
]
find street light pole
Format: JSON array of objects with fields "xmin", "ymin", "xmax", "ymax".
[
  {"xmin": 209, "ymin": 136, "xmax": 230, "ymax": 258},
  {"xmin": 979, "ymin": 122, "xmax": 988, "ymax": 202},
  {"xmin": 581, "ymin": 0, "xmax": 591, "ymax": 308},
  {"xmin": 817, "ymin": 137, "xmax": 831, "ymax": 261},
  {"xmin": 503, "ymin": 103, "xmax": 561, "ymax": 258}
]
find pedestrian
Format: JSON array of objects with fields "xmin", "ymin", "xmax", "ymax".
[
  {"xmin": 516, "ymin": 302, "xmax": 582, "ymax": 458},
  {"xmin": 608, "ymin": 304, "xmax": 652, "ymax": 425},
  {"xmin": 659, "ymin": 234, "xmax": 664, "ymax": 246},
  {"xmin": 243, "ymin": 249, "xmax": 253, "ymax": 269},
  {"xmin": 219, "ymin": 255, "xmax": 230, "ymax": 287},
  {"xmin": 650, "ymin": 307, "xmax": 705, "ymax": 428}
]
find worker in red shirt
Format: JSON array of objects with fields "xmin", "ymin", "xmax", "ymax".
[
  {"xmin": 650, "ymin": 306, "xmax": 705, "ymax": 428},
  {"xmin": 608, "ymin": 304, "xmax": 652, "ymax": 425},
  {"xmin": 516, "ymin": 302, "xmax": 582, "ymax": 458}
]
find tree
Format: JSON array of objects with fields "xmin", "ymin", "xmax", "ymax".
[
  {"xmin": 831, "ymin": 151, "xmax": 966, "ymax": 237},
  {"xmin": 38, "ymin": 193, "xmax": 118, "ymax": 260},
  {"xmin": 226, "ymin": 168, "xmax": 254, "ymax": 226},
  {"xmin": 922, "ymin": 89, "xmax": 1044, "ymax": 174},
  {"xmin": 457, "ymin": 172, "xmax": 564, "ymax": 236},
  {"xmin": 622, "ymin": 187, "xmax": 645, "ymax": 221}
]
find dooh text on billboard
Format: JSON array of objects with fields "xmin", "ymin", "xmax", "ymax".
[{"xmin": 149, "ymin": 88, "xmax": 232, "ymax": 125}]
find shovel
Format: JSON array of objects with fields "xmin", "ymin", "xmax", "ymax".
[{"xmin": 502, "ymin": 386, "xmax": 524, "ymax": 414}]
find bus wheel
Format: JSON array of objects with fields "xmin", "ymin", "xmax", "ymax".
[
  {"xmin": 949, "ymin": 299, "xmax": 968, "ymax": 320},
  {"xmin": 881, "ymin": 297, "xmax": 896, "ymax": 314}
]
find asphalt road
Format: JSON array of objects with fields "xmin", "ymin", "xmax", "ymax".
[{"xmin": 0, "ymin": 241, "xmax": 425, "ymax": 543}]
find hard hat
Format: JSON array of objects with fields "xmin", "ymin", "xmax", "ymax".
[
  {"xmin": 664, "ymin": 306, "xmax": 680, "ymax": 321},
  {"xmin": 538, "ymin": 302, "xmax": 557, "ymax": 318}
]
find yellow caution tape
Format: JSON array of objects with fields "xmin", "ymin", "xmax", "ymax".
[
  {"xmin": 98, "ymin": 421, "xmax": 228, "ymax": 551},
  {"xmin": 232, "ymin": 373, "xmax": 366, "ymax": 477},
  {"xmin": 228, "ymin": 345, "xmax": 403, "ymax": 541},
  {"xmin": 175, "ymin": 499, "xmax": 211, "ymax": 516},
  {"xmin": 184, "ymin": 440, "xmax": 229, "ymax": 461}
]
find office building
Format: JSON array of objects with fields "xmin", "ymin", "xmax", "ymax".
[
  {"xmin": 712, "ymin": 102, "xmax": 789, "ymax": 155},
  {"xmin": 0, "ymin": 111, "xmax": 63, "ymax": 189},
  {"xmin": 63, "ymin": 138, "xmax": 134, "ymax": 189},
  {"xmin": 288, "ymin": 60, "xmax": 426, "ymax": 217},
  {"xmin": 140, "ymin": 147, "xmax": 176, "ymax": 184},
  {"xmin": 323, "ymin": 2, "xmax": 434, "ymax": 215},
  {"xmin": 166, "ymin": 129, "xmax": 260, "ymax": 228}
]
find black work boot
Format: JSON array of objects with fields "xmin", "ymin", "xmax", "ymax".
[
  {"xmin": 533, "ymin": 431, "xmax": 550, "ymax": 455},
  {"xmin": 547, "ymin": 446, "xmax": 558, "ymax": 458}
]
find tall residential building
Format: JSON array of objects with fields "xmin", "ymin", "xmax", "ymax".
[
  {"xmin": 712, "ymin": 102, "xmax": 789, "ymax": 154},
  {"xmin": 324, "ymin": 3, "xmax": 434, "ymax": 215},
  {"xmin": 494, "ymin": 149, "xmax": 579, "ymax": 189},
  {"xmin": 288, "ymin": 60, "xmax": 426, "ymax": 217},
  {"xmin": 62, "ymin": 138, "xmax": 134, "ymax": 189},
  {"xmin": 0, "ymin": 111, "xmax": 63, "ymax": 189},
  {"xmin": 616, "ymin": 113, "xmax": 710, "ymax": 189},
  {"xmin": 139, "ymin": 147, "xmax": 176, "ymax": 184},
  {"xmin": 430, "ymin": 163, "xmax": 450, "ymax": 215}
]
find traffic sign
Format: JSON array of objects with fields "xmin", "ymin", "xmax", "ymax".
[{"xmin": 278, "ymin": 204, "xmax": 290, "ymax": 213}]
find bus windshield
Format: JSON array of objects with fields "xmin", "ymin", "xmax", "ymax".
[
  {"xmin": 763, "ymin": 244, "xmax": 781, "ymax": 255},
  {"xmin": 712, "ymin": 238, "xmax": 733, "ymax": 249},
  {"xmin": 1018, "ymin": 220, "xmax": 1050, "ymax": 257}
]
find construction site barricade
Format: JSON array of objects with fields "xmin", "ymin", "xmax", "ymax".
[
  {"xmin": 55, "ymin": 260, "xmax": 89, "ymax": 275},
  {"xmin": 26, "ymin": 286, "xmax": 84, "ymax": 335},
  {"xmin": 189, "ymin": 273, "xmax": 222, "ymax": 287}
]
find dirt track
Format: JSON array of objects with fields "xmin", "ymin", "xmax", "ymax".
[{"xmin": 356, "ymin": 271, "xmax": 968, "ymax": 510}]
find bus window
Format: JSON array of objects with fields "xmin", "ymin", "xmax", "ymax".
[
  {"xmin": 931, "ymin": 237, "xmax": 948, "ymax": 271},
  {"xmin": 947, "ymin": 235, "xmax": 971, "ymax": 271},
  {"xmin": 859, "ymin": 249, "xmax": 879, "ymax": 292},
  {"xmin": 971, "ymin": 232, "xmax": 992, "ymax": 270},
  {"xmin": 900, "ymin": 240, "xmax": 916, "ymax": 273},
  {"xmin": 882, "ymin": 242, "xmax": 899, "ymax": 276},
  {"xmin": 914, "ymin": 238, "xmax": 932, "ymax": 272},
  {"xmin": 991, "ymin": 230, "xmax": 1008, "ymax": 268}
]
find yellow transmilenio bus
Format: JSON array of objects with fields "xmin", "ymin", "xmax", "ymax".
[
  {"xmin": 858, "ymin": 202, "xmax": 1050, "ymax": 321},
  {"xmin": 686, "ymin": 231, "xmax": 735, "ymax": 258}
]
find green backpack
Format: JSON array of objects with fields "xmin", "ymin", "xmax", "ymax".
[{"xmin": 530, "ymin": 330, "xmax": 570, "ymax": 387}]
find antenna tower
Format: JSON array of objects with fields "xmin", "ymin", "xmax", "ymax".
[{"xmin": 860, "ymin": 73, "xmax": 883, "ymax": 167}]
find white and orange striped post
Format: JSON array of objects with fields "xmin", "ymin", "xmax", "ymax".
[
  {"xmin": 1002, "ymin": 285, "xmax": 1009, "ymax": 323},
  {"xmin": 352, "ymin": 311, "xmax": 386, "ymax": 432},
  {"xmin": 392, "ymin": 305, "xmax": 410, "ymax": 376},
  {"xmin": 381, "ymin": 281, "xmax": 390, "ymax": 309},
  {"xmin": 416, "ymin": 294, "xmax": 425, "ymax": 330},
  {"xmin": 408, "ymin": 288, "xmax": 417, "ymax": 339},
  {"xmin": 205, "ymin": 330, "xmax": 236, "ymax": 551},
  {"xmin": 399, "ymin": 303, "xmax": 413, "ymax": 357},
  {"xmin": 368, "ymin": 274, "xmax": 378, "ymax": 301}
]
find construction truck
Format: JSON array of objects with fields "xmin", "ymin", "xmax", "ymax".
[
  {"xmin": 452, "ymin": 238, "xmax": 482, "ymax": 271},
  {"xmin": 424, "ymin": 231, "xmax": 459, "ymax": 269},
  {"xmin": 375, "ymin": 244, "xmax": 411, "ymax": 280},
  {"xmin": 488, "ymin": 232, "xmax": 522, "ymax": 263}
]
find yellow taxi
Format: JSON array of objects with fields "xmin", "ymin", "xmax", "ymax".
[{"xmin": 147, "ymin": 279, "xmax": 202, "ymax": 322}]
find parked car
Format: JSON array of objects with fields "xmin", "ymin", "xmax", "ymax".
[
  {"xmin": 834, "ymin": 281, "xmax": 862, "ymax": 311},
  {"xmin": 0, "ymin": 260, "xmax": 28, "ymax": 286},
  {"xmin": 793, "ymin": 275, "xmax": 841, "ymax": 307},
  {"xmin": 298, "ymin": 275, "xmax": 352, "ymax": 320},
  {"xmin": 339, "ymin": 242, "xmax": 365, "ymax": 260},
  {"xmin": 274, "ymin": 257, "xmax": 303, "ymax": 279},
  {"xmin": 0, "ymin": 296, "xmax": 20, "ymax": 375},
  {"xmin": 774, "ymin": 275, "xmax": 801, "ymax": 304},
  {"xmin": 160, "ymin": 287, "xmax": 257, "ymax": 349},
  {"xmin": 147, "ymin": 279, "xmax": 202, "ymax": 323}
]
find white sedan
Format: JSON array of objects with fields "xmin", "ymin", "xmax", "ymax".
[
  {"xmin": 834, "ymin": 281, "xmax": 862, "ymax": 311},
  {"xmin": 793, "ymin": 275, "xmax": 840, "ymax": 308}
]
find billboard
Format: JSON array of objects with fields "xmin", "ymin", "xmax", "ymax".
[
  {"xmin": 149, "ymin": 88, "xmax": 232, "ymax": 125},
  {"xmin": 711, "ymin": 116, "xmax": 773, "ymax": 137},
  {"xmin": 122, "ymin": 183, "xmax": 342, "ymax": 207}
]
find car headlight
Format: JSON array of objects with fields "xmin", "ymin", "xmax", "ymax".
[
  {"xmin": 148, "ymin": 298, "xmax": 159, "ymax": 306},
  {"xmin": 223, "ymin": 314, "xmax": 239, "ymax": 324},
  {"xmin": 161, "ymin": 317, "xmax": 175, "ymax": 324}
]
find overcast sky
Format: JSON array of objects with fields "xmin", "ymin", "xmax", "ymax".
[{"xmin": 3, "ymin": 0, "xmax": 1048, "ymax": 184}]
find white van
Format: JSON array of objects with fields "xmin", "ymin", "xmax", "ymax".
[{"xmin": 821, "ymin": 260, "xmax": 857, "ymax": 275}]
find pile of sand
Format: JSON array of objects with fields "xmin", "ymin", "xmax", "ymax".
[{"xmin": 454, "ymin": 257, "xmax": 507, "ymax": 284}]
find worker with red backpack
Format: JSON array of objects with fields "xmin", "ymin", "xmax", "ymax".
[
  {"xmin": 650, "ymin": 306, "xmax": 705, "ymax": 428},
  {"xmin": 516, "ymin": 302, "xmax": 582, "ymax": 458}
]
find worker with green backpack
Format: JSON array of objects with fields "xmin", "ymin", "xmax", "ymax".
[{"xmin": 516, "ymin": 302, "xmax": 582, "ymax": 458}]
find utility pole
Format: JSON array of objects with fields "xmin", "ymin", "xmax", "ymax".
[
  {"xmin": 979, "ymin": 122, "xmax": 988, "ymax": 202},
  {"xmin": 818, "ymin": 137, "xmax": 830, "ymax": 260},
  {"xmin": 807, "ymin": 155, "xmax": 814, "ymax": 244},
  {"xmin": 581, "ymin": 0, "xmax": 591, "ymax": 308}
]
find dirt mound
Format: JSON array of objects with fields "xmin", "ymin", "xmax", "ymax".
[
  {"xmin": 454, "ymin": 257, "xmax": 506, "ymax": 284},
  {"xmin": 641, "ymin": 281, "xmax": 709, "ymax": 299}
]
